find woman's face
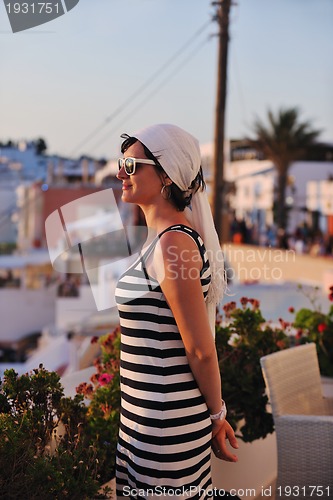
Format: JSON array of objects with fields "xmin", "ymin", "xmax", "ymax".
[{"xmin": 116, "ymin": 141, "xmax": 166, "ymax": 206}]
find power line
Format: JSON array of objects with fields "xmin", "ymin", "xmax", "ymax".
[
  {"xmin": 89, "ymin": 35, "xmax": 211, "ymax": 155},
  {"xmin": 69, "ymin": 19, "xmax": 212, "ymax": 157}
]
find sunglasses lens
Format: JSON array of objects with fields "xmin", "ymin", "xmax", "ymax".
[
  {"xmin": 124, "ymin": 158, "xmax": 135, "ymax": 175},
  {"xmin": 118, "ymin": 158, "xmax": 123, "ymax": 171}
]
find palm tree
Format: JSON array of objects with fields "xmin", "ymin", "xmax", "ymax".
[{"xmin": 249, "ymin": 107, "xmax": 320, "ymax": 242}]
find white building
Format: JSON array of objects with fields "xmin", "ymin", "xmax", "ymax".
[
  {"xmin": 225, "ymin": 159, "xmax": 275, "ymax": 230},
  {"xmin": 307, "ymin": 179, "xmax": 333, "ymax": 233},
  {"xmin": 226, "ymin": 158, "xmax": 333, "ymax": 235}
]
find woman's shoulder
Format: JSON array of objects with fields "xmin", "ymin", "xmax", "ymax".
[
  {"xmin": 159, "ymin": 224, "xmax": 202, "ymax": 242},
  {"xmin": 157, "ymin": 224, "xmax": 206, "ymax": 260}
]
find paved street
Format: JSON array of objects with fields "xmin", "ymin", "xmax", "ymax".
[{"xmin": 223, "ymin": 244, "xmax": 332, "ymax": 288}]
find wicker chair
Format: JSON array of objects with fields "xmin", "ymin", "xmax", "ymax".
[{"xmin": 260, "ymin": 343, "xmax": 333, "ymax": 500}]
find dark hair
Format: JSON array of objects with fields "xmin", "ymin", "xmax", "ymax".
[{"xmin": 120, "ymin": 134, "xmax": 206, "ymax": 212}]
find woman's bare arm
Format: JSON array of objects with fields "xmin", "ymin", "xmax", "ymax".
[{"xmin": 150, "ymin": 231, "xmax": 238, "ymax": 462}]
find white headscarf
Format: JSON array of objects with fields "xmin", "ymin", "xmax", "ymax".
[{"xmin": 130, "ymin": 123, "xmax": 226, "ymax": 336}]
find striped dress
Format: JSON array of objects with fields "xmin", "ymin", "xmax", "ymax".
[{"xmin": 115, "ymin": 224, "xmax": 212, "ymax": 499}]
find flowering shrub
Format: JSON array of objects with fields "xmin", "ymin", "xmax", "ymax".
[
  {"xmin": 76, "ymin": 327, "xmax": 121, "ymax": 483},
  {"xmin": 0, "ymin": 365, "xmax": 111, "ymax": 499},
  {"xmin": 215, "ymin": 297, "xmax": 290, "ymax": 442},
  {"xmin": 290, "ymin": 285, "xmax": 333, "ymax": 377}
]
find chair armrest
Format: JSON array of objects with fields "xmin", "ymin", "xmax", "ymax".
[
  {"xmin": 275, "ymin": 415, "xmax": 333, "ymax": 489},
  {"xmin": 276, "ymin": 414, "xmax": 333, "ymax": 444}
]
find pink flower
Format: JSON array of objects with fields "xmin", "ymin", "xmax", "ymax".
[
  {"xmin": 318, "ymin": 323, "xmax": 327, "ymax": 333},
  {"xmin": 98, "ymin": 373, "xmax": 114, "ymax": 386}
]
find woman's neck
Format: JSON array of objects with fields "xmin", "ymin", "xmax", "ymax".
[{"xmin": 139, "ymin": 203, "xmax": 190, "ymax": 235}]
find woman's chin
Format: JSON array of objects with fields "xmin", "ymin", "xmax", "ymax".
[{"xmin": 122, "ymin": 190, "xmax": 134, "ymax": 203}]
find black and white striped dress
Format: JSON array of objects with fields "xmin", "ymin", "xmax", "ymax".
[{"xmin": 115, "ymin": 225, "xmax": 212, "ymax": 499}]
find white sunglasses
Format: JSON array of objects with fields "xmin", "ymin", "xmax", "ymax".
[{"xmin": 117, "ymin": 157, "xmax": 156, "ymax": 175}]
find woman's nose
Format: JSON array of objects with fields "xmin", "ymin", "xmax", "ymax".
[{"xmin": 116, "ymin": 167, "xmax": 128, "ymax": 180}]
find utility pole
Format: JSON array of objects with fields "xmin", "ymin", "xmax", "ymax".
[{"xmin": 212, "ymin": 0, "xmax": 231, "ymax": 242}]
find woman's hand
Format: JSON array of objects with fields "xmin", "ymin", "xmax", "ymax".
[{"xmin": 211, "ymin": 420, "xmax": 238, "ymax": 462}]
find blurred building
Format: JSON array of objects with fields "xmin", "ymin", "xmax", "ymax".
[
  {"xmin": 0, "ymin": 140, "xmax": 106, "ymax": 247},
  {"xmin": 307, "ymin": 179, "xmax": 333, "ymax": 234},
  {"xmin": 224, "ymin": 141, "xmax": 333, "ymax": 239}
]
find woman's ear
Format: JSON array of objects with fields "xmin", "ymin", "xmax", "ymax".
[{"xmin": 163, "ymin": 174, "xmax": 172, "ymax": 186}]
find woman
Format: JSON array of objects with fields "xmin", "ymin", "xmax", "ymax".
[{"xmin": 115, "ymin": 124, "xmax": 238, "ymax": 499}]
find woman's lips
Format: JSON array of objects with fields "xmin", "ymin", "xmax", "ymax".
[{"xmin": 122, "ymin": 184, "xmax": 132, "ymax": 190}]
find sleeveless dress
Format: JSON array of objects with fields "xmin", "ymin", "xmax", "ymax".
[{"xmin": 115, "ymin": 224, "xmax": 212, "ymax": 499}]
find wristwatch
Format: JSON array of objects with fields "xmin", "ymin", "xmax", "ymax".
[{"xmin": 210, "ymin": 399, "xmax": 227, "ymax": 422}]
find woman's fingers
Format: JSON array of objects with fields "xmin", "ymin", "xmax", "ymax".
[{"xmin": 211, "ymin": 420, "xmax": 238, "ymax": 462}]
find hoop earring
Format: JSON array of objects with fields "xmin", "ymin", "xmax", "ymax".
[{"xmin": 161, "ymin": 184, "xmax": 171, "ymax": 199}]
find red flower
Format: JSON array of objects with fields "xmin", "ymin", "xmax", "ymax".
[
  {"xmin": 91, "ymin": 373, "xmax": 100, "ymax": 385},
  {"xmin": 248, "ymin": 298, "xmax": 260, "ymax": 310},
  {"xmin": 288, "ymin": 307, "xmax": 295, "ymax": 314},
  {"xmin": 240, "ymin": 297, "xmax": 248, "ymax": 306},
  {"xmin": 91, "ymin": 336, "xmax": 99, "ymax": 344},
  {"xmin": 278, "ymin": 318, "xmax": 290, "ymax": 329},
  {"xmin": 76, "ymin": 382, "xmax": 94, "ymax": 397},
  {"xmin": 93, "ymin": 358, "xmax": 104, "ymax": 374},
  {"xmin": 276, "ymin": 340, "xmax": 286, "ymax": 349},
  {"xmin": 101, "ymin": 404, "xmax": 112, "ymax": 415},
  {"xmin": 101, "ymin": 331, "xmax": 116, "ymax": 348},
  {"xmin": 295, "ymin": 329, "xmax": 303, "ymax": 339},
  {"xmin": 223, "ymin": 301, "xmax": 236, "ymax": 311},
  {"xmin": 223, "ymin": 301, "xmax": 237, "ymax": 317},
  {"xmin": 329, "ymin": 293, "xmax": 333, "ymax": 302},
  {"xmin": 215, "ymin": 313, "xmax": 223, "ymax": 325},
  {"xmin": 98, "ymin": 373, "xmax": 114, "ymax": 386},
  {"xmin": 318, "ymin": 323, "xmax": 327, "ymax": 333}
]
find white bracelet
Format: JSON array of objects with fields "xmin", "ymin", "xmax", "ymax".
[{"xmin": 210, "ymin": 399, "xmax": 227, "ymax": 422}]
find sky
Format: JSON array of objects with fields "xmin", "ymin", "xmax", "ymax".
[{"xmin": 1, "ymin": 0, "xmax": 332, "ymax": 160}]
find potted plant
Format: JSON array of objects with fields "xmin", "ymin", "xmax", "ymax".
[
  {"xmin": 290, "ymin": 285, "xmax": 333, "ymax": 377},
  {"xmin": 215, "ymin": 297, "xmax": 290, "ymax": 442}
]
